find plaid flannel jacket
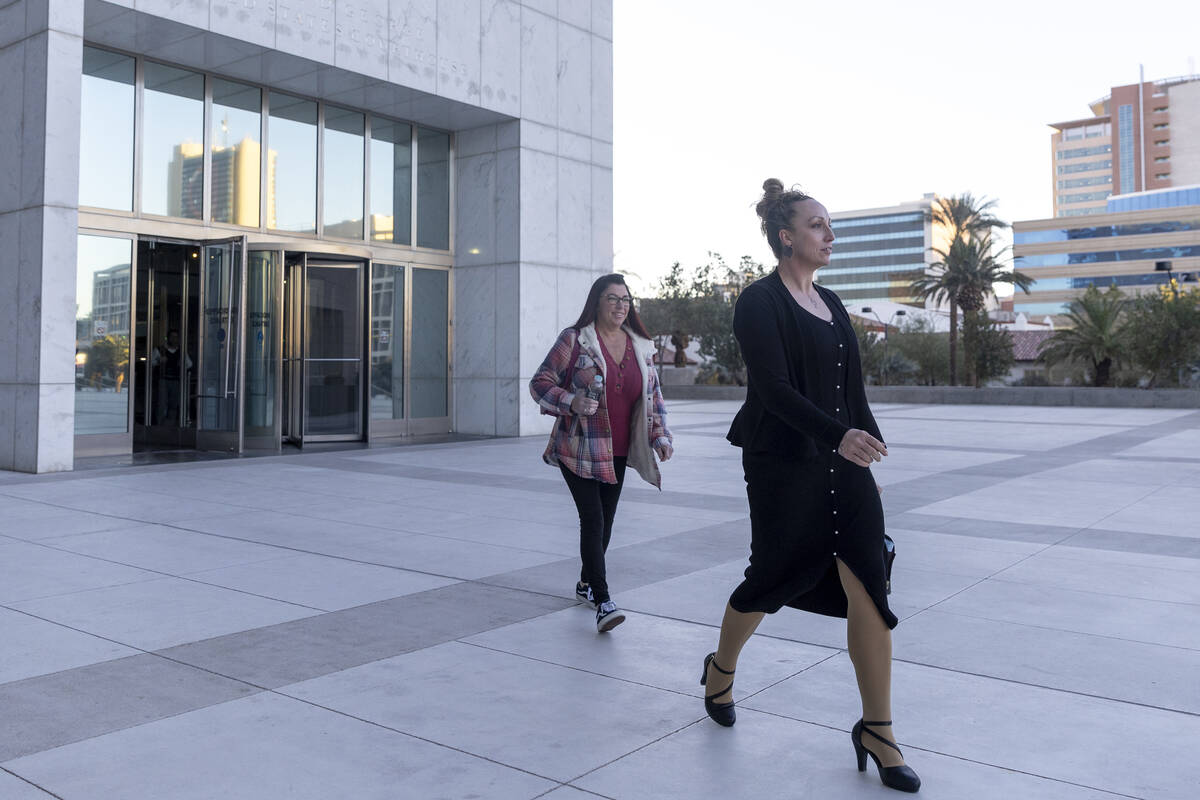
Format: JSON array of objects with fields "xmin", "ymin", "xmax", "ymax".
[{"xmin": 529, "ymin": 325, "xmax": 671, "ymax": 487}]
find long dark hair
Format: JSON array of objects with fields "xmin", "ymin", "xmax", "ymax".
[
  {"xmin": 571, "ymin": 273, "xmax": 652, "ymax": 339},
  {"xmin": 756, "ymin": 177, "xmax": 813, "ymax": 260}
]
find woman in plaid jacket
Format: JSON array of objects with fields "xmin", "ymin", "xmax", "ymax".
[{"xmin": 529, "ymin": 273, "xmax": 673, "ymax": 633}]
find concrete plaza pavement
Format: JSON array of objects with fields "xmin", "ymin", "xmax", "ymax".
[{"xmin": 1, "ymin": 400, "xmax": 1198, "ymax": 799}]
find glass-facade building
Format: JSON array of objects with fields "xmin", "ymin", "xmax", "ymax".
[
  {"xmin": 1013, "ymin": 188, "xmax": 1200, "ymax": 317},
  {"xmin": 819, "ymin": 199, "xmax": 934, "ymax": 305},
  {"xmin": 1, "ymin": 0, "xmax": 616, "ymax": 473}
]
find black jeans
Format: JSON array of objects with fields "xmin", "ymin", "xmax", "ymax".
[{"xmin": 559, "ymin": 457, "xmax": 627, "ymax": 604}]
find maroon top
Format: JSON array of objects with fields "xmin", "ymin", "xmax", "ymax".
[{"xmin": 600, "ymin": 334, "xmax": 641, "ymax": 457}]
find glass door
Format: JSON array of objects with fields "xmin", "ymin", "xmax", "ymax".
[
  {"xmin": 303, "ymin": 261, "xmax": 364, "ymax": 441},
  {"xmin": 244, "ymin": 247, "xmax": 283, "ymax": 450},
  {"xmin": 195, "ymin": 236, "xmax": 247, "ymax": 453}
]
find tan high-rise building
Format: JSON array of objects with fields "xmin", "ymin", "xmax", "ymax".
[{"xmin": 1050, "ymin": 74, "xmax": 1200, "ymax": 217}]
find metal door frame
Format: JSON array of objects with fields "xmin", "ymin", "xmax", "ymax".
[
  {"xmin": 244, "ymin": 245, "xmax": 285, "ymax": 451},
  {"xmin": 299, "ymin": 258, "xmax": 366, "ymax": 443}
]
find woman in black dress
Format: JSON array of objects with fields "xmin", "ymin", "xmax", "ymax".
[{"xmin": 701, "ymin": 179, "xmax": 920, "ymax": 793}]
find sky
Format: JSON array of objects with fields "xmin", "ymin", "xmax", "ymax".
[{"xmin": 611, "ymin": 0, "xmax": 1200, "ymax": 296}]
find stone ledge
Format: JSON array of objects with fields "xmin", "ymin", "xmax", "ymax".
[{"xmin": 661, "ymin": 384, "xmax": 1200, "ymax": 408}]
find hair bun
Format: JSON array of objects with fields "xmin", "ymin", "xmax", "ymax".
[{"xmin": 762, "ymin": 178, "xmax": 784, "ymax": 197}]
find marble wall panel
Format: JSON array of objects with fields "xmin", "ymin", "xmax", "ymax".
[
  {"xmin": 555, "ymin": 22, "xmax": 589, "ymax": 135},
  {"xmin": 554, "ymin": 266, "xmax": 595, "ymax": 331},
  {"xmin": 11, "ymin": 385, "xmax": 40, "ymax": 473},
  {"xmin": 519, "ymin": 7, "xmax": 556, "ymax": 126},
  {"xmin": 274, "ymin": 0, "xmax": 335, "ymax": 64},
  {"xmin": 456, "ymin": 124, "xmax": 497, "ymax": 158},
  {"xmin": 590, "ymin": 165, "xmax": 612, "ymax": 271},
  {"xmin": 0, "ymin": 385, "xmax": 14, "ymax": 470},
  {"xmin": 591, "ymin": 0, "xmax": 612, "ymax": 40},
  {"xmin": 35, "ymin": 205, "xmax": 79, "ymax": 385},
  {"xmin": 591, "ymin": 138, "xmax": 612, "ymax": 168},
  {"xmin": 436, "ymin": 0, "xmax": 480, "ymax": 104},
  {"xmin": 456, "ymin": 152, "xmax": 496, "ymax": 267},
  {"xmin": 494, "ymin": 376, "xmax": 520, "ymax": 436},
  {"xmin": 479, "ymin": 0, "xmax": 520, "ymax": 116},
  {"xmin": 493, "ymin": 261, "xmax": 519, "ymax": 376},
  {"xmin": 136, "ymin": 0, "xmax": 209, "ymax": 30},
  {"xmin": 388, "ymin": 0, "xmax": 436, "ymax": 94},
  {"xmin": 16, "ymin": 207, "xmax": 46, "ymax": 385},
  {"xmin": 36, "ymin": 29, "xmax": 82, "ymax": 211},
  {"xmin": 556, "ymin": 157, "xmax": 590, "ymax": 268},
  {"xmin": 495, "ymin": 147, "xmax": 519, "ymax": 263},
  {"xmin": 589, "ymin": 35, "xmax": 612, "ymax": 142},
  {"xmin": 335, "ymin": 0, "xmax": 389, "ymax": 80},
  {"xmin": 519, "ymin": 262, "xmax": 559, "ymax": 376},
  {"xmin": 0, "ymin": 3, "xmax": 26, "ymax": 49},
  {"xmin": 519, "ymin": 393, "xmax": 552, "ymax": 436},
  {"xmin": 210, "ymin": 0, "xmax": 276, "ymax": 49},
  {"xmin": 557, "ymin": 130, "xmax": 589, "ymax": 162},
  {"xmin": 557, "ymin": 0, "xmax": 589, "ymax": 29},
  {"xmin": 26, "ymin": 0, "xmax": 86, "ymax": 37},
  {"xmin": 0, "ymin": 211, "xmax": 18, "ymax": 382},
  {"xmin": 453, "ymin": 266, "xmax": 497, "ymax": 379},
  {"xmin": 453, "ymin": 377, "xmax": 496, "ymax": 435},
  {"xmin": 520, "ymin": 0, "xmax": 554, "ymax": 16},
  {"xmin": 518, "ymin": 148, "xmax": 557, "ymax": 265},
  {"xmin": 0, "ymin": 41, "xmax": 23, "ymax": 215},
  {"xmin": 496, "ymin": 119, "xmax": 519, "ymax": 149},
  {"xmin": 519, "ymin": 119, "xmax": 556, "ymax": 154}
]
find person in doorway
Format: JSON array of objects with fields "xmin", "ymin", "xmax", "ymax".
[
  {"xmin": 701, "ymin": 179, "xmax": 920, "ymax": 793},
  {"xmin": 151, "ymin": 329, "xmax": 192, "ymax": 425},
  {"xmin": 529, "ymin": 274, "xmax": 673, "ymax": 633}
]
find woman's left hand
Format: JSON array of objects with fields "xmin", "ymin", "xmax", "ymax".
[{"xmin": 654, "ymin": 442, "xmax": 673, "ymax": 462}]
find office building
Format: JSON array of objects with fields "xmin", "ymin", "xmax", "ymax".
[
  {"xmin": 1051, "ymin": 73, "xmax": 1200, "ymax": 217},
  {"xmin": 822, "ymin": 196, "xmax": 941, "ymax": 307},
  {"xmin": 2, "ymin": 0, "xmax": 615, "ymax": 473},
  {"xmin": 1013, "ymin": 186, "xmax": 1200, "ymax": 317}
]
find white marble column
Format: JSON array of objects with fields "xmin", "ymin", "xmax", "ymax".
[{"xmin": 0, "ymin": 0, "xmax": 83, "ymax": 472}]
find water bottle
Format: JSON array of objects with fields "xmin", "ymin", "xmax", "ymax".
[{"xmin": 586, "ymin": 373, "xmax": 604, "ymax": 403}]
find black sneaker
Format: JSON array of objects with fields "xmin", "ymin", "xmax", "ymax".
[
  {"xmin": 595, "ymin": 600, "xmax": 625, "ymax": 633},
  {"xmin": 575, "ymin": 581, "xmax": 595, "ymax": 607}
]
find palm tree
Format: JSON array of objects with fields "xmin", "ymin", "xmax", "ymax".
[
  {"xmin": 950, "ymin": 234, "xmax": 1035, "ymax": 386},
  {"xmin": 916, "ymin": 194, "xmax": 1009, "ymax": 384},
  {"xmin": 1039, "ymin": 285, "xmax": 1128, "ymax": 387}
]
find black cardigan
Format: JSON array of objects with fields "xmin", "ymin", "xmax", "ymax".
[{"xmin": 726, "ymin": 271, "xmax": 882, "ymax": 460}]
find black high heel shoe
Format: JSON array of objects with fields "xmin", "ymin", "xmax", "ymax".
[
  {"xmin": 700, "ymin": 652, "xmax": 736, "ymax": 727},
  {"xmin": 852, "ymin": 719, "xmax": 921, "ymax": 793}
]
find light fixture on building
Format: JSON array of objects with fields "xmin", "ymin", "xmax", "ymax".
[{"xmin": 468, "ymin": 247, "xmax": 481, "ymax": 255}]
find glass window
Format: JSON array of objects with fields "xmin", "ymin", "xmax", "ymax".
[
  {"xmin": 323, "ymin": 106, "xmax": 365, "ymax": 239},
  {"xmin": 1118, "ymin": 104, "xmax": 1135, "ymax": 193},
  {"xmin": 76, "ymin": 235, "xmax": 133, "ymax": 435},
  {"xmin": 143, "ymin": 62, "xmax": 205, "ymax": 218},
  {"xmin": 245, "ymin": 250, "xmax": 279, "ymax": 439},
  {"xmin": 417, "ymin": 128, "xmax": 450, "ymax": 250},
  {"xmin": 79, "ymin": 48, "xmax": 135, "ymax": 211},
  {"xmin": 411, "ymin": 268, "xmax": 448, "ymax": 417},
  {"xmin": 212, "ymin": 79, "xmax": 262, "ymax": 227},
  {"xmin": 268, "ymin": 93, "xmax": 317, "ymax": 233},
  {"xmin": 370, "ymin": 263, "xmax": 405, "ymax": 420},
  {"xmin": 370, "ymin": 117, "xmax": 413, "ymax": 244}
]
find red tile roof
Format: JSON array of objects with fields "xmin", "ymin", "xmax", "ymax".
[{"xmin": 1011, "ymin": 330, "xmax": 1054, "ymax": 361}]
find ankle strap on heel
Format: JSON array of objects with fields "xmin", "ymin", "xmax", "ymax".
[
  {"xmin": 707, "ymin": 654, "xmax": 735, "ymax": 676},
  {"xmin": 862, "ymin": 720, "xmax": 891, "ymax": 726},
  {"xmin": 858, "ymin": 719, "xmax": 903, "ymax": 756}
]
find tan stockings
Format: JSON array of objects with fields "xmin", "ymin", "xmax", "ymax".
[{"xmin": 707, "ymin": 558, "xmax": 905, "ymax": 767}]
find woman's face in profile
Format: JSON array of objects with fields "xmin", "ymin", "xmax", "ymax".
[{"xmin": 786, "ymin": 199, "xmax": 835, "ymax": 268}]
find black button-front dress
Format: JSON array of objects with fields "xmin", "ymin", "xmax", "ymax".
[{"xmin": 728, "ymin": 293, "xmax": 896, "ymax": 629}]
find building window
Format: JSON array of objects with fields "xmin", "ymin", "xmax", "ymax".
[
  {"xmin": 79, "ymin": 47, "xmax": 135, "ymax": 211},
  {"xmin": 1057, "ymin": 175, "xmax": 1112, "ymax": 189},
  {"xmin": 1153, "ymin": 123, "xmax": 1169, "ymax": 130},
  {"xmin": 1057, "ymin": 191, "xmax": 1111, "ymax": 205},
  {"xmin": 416, "ymin": 128, "xmax": 451, "ymax": 250},
  {"xmin": 1057, "ymin": 144, "xmax": 1111, "ymax": 159},
  {"xmin": 1153, "ymin": 106, "xmax": 1167, "ymax": 113},
  {"xmin": 1155, "ymin": 156, "xmax": 1170, "ymax": 163},
  {"xmin": 1057, "ymin": 160, "xmax": 1112, "ymax": 175},
  {"xmin": 1155, "ymin": 139, "xmax": 1169, "ymax": 146},
  {"xmin": 76, "ymin": 235, "xmax": 133, "ymax": 435},
  {"xmin": 211, "ymin": 79, "xmax": 262, "ymax": 227},
  {"xmin": 143, "ymin": 62, "xmax": 205, "ymax": 219},
  {"xmin": 1155, "ymin": 173, "xmax": 1170, "ymax": 180},
  {"xmin": 267, "ymin": 93, "xmax": 317, "ymax": 234},
  {"xmin": 1118, "ymin": 104, "xmax": 1135, "ymax": 193},
  {"xmin": 369, "ymin": 118, "xmax": 413, "ymax": 244},
  {"xmin": 322, "ymin": 106, "xmax": 365, "ymax": 239}
]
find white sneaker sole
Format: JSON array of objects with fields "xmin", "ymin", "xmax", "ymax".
[{"xmin": 596, "ymin": 612, "xmax": 625, "ymax": 633}]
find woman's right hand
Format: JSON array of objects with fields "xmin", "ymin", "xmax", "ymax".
[
  {"xmin": 570, "ymin": 393, "xmax": 599, "ymax": 416},
  {"xmin": 837, "ymin": 428, "xmax": 887, "ymax": 467}
]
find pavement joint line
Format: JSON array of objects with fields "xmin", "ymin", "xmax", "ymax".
[
  {"xmin": 267, "ymin": 689, "xmax": 571, "ymax": 787},
  {"xmin": 873, "ymin": 415, "xmax": 1145, "ymax": 428},
  {"xmin": 558, "ymin": 716, "xmax": 710, "ymax": 790},
  {"xmin": 987, "ymin": 575, "xmax": 1200, "ymax": 608},
  {"xmin": 728, "ymin": 705, "xmax": 1145, "ymax": 800},
  {"xmin": 0, "ymin": 766, "xmax": 64, "ymax": 799}
]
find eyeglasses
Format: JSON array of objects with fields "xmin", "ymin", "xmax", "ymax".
[{"xmin": 603, "ymin": 294, "xmax": 635, "ymax": 307}]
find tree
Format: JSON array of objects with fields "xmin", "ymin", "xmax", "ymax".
[
  {"xmin": 1038, "ymin": 285, "xmax": 1127, "ymax": 387},
  {"xmin": 890, "ymin": 316, "xmax": 953, "ymax": 386},
  {"xmin": 949, "ymin": 234, "xmax": 1034, "ymax": 387},
  {"xmin": 1122, "ymin": 282, "xmax": 1200, "ymax": 387},
  {"xmin": 962, "ymin": 312, "xmax": 1016, "ymax": 385},
  {"xmin": 915, "ymin": 194, "xmax": 1010, "ymax": 385}
]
